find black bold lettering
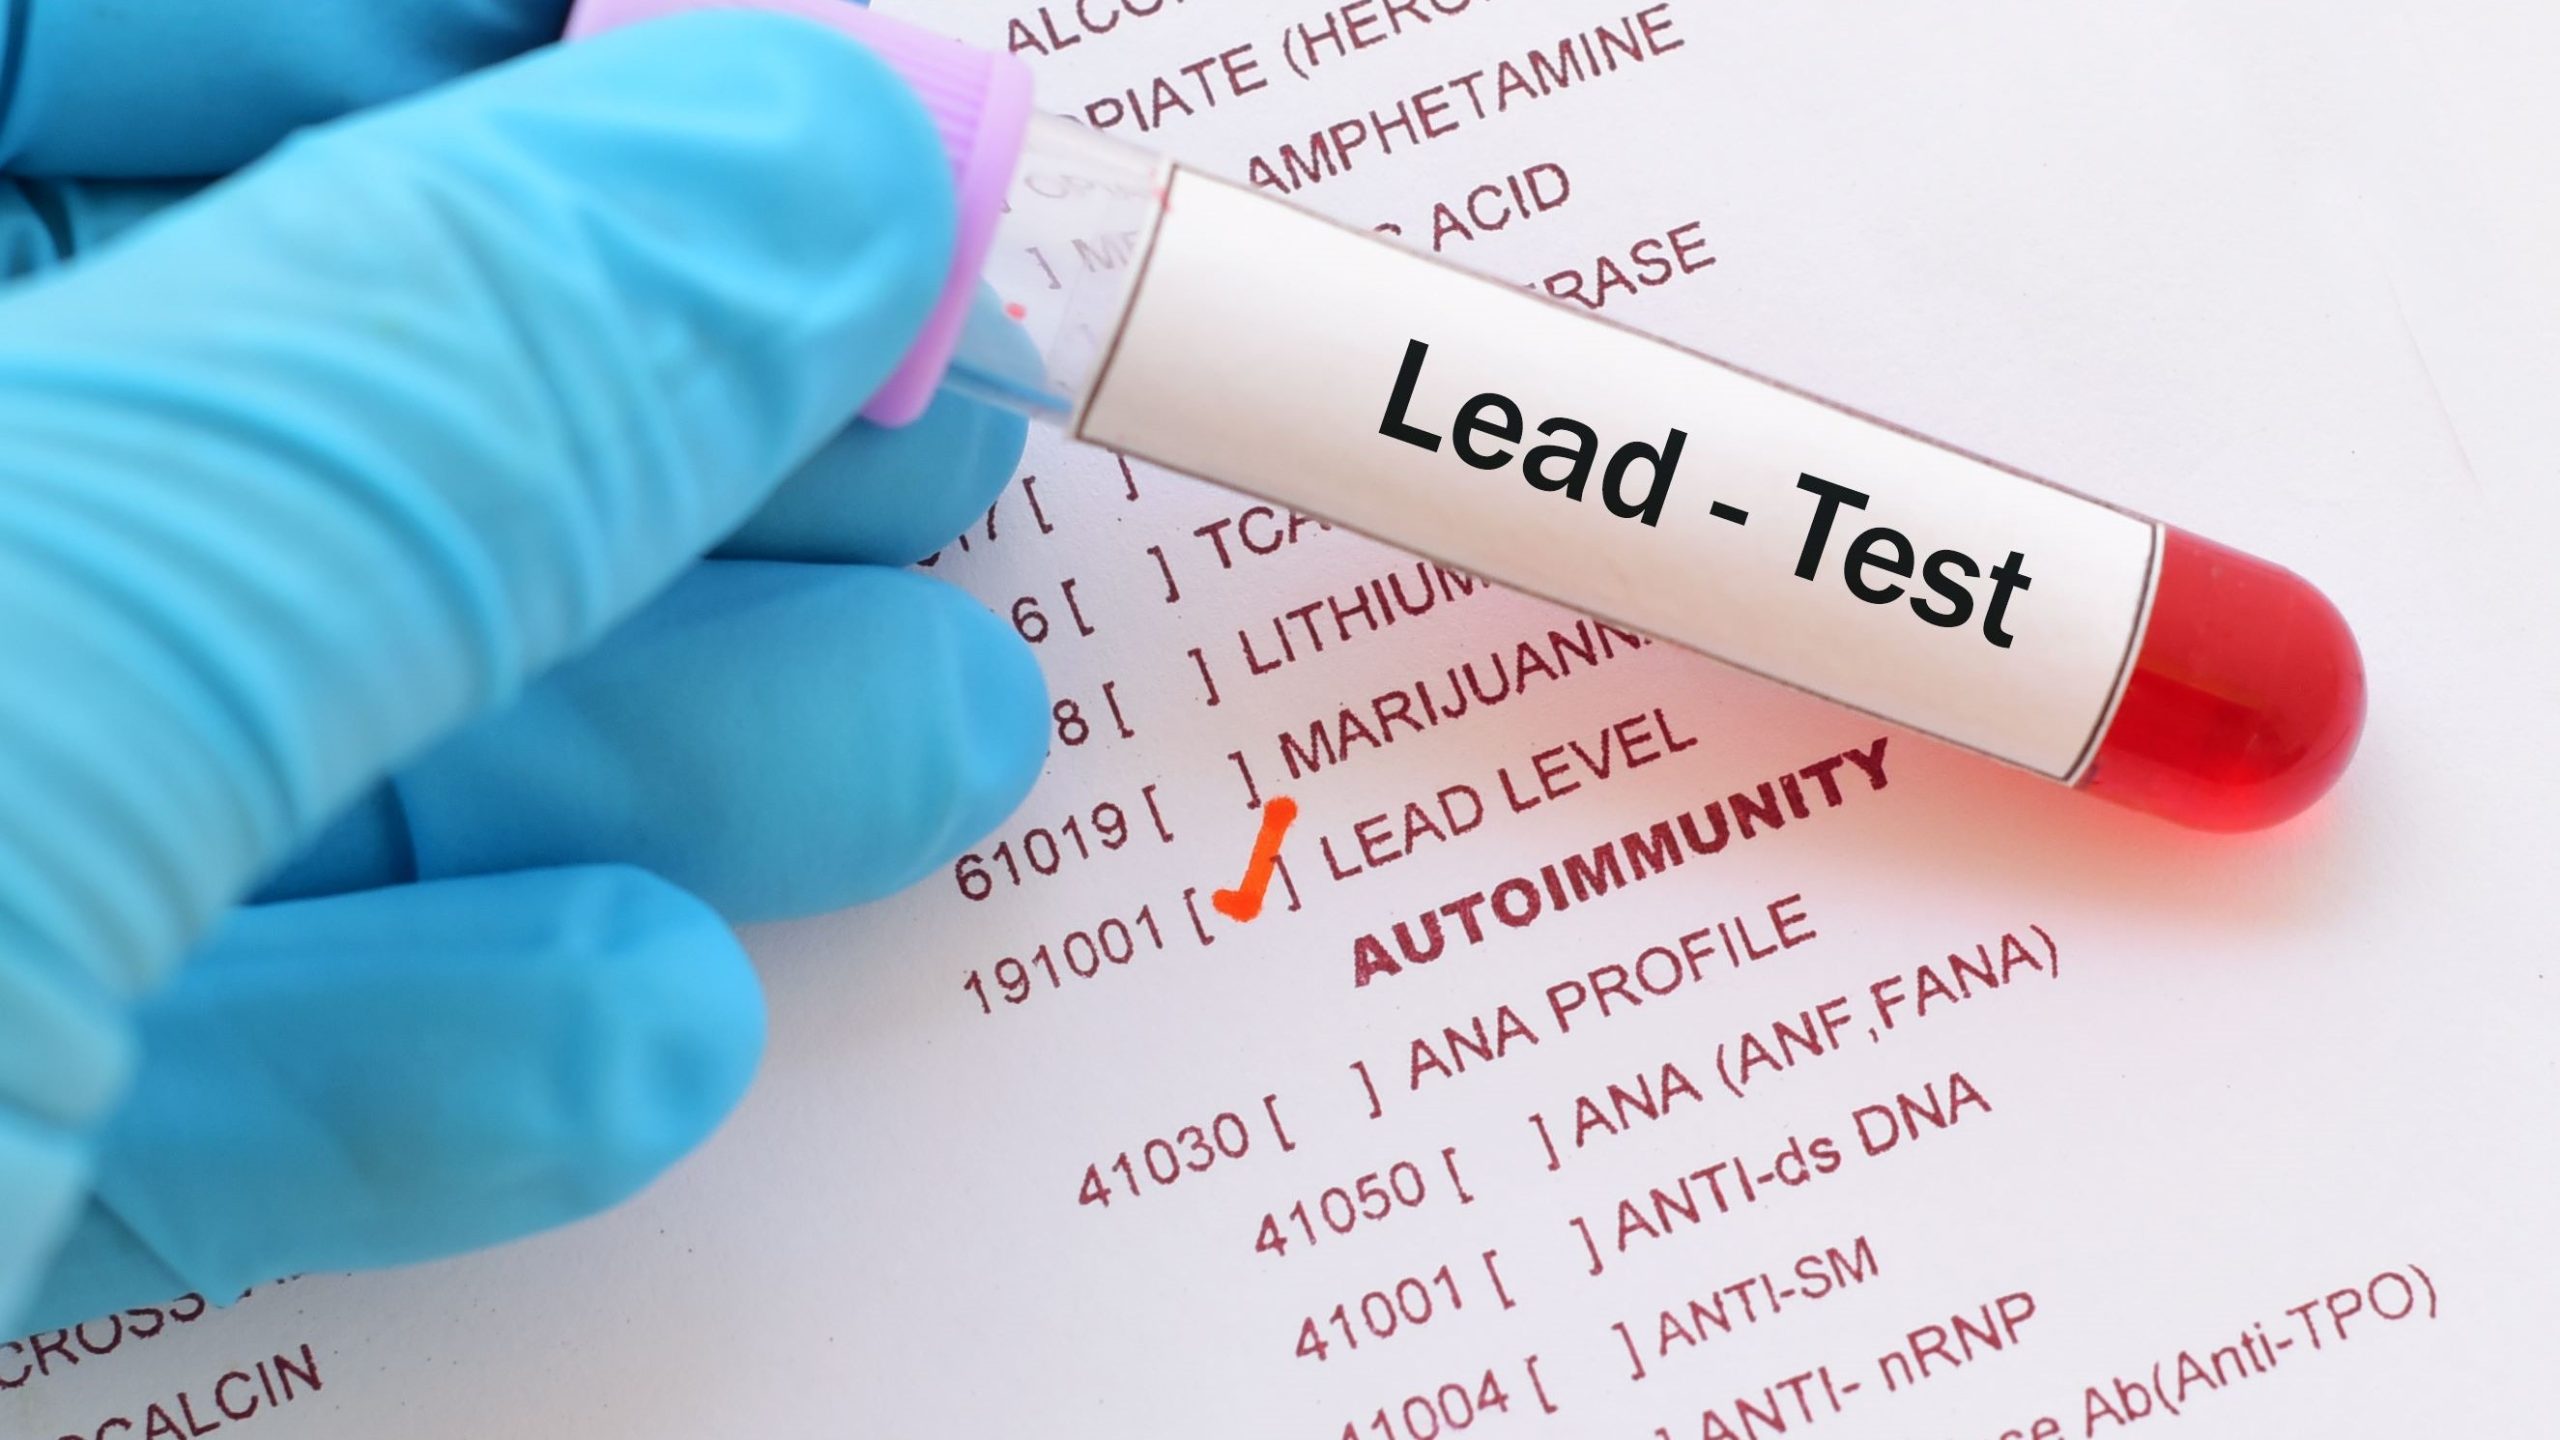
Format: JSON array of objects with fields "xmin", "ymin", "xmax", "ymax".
[
  {"xmin": 1524, "ymin": 417, "xmax": 1597, "ymax": 497},
  {"xmin": 1379, "ymin": 339, "xmax": 1443, "ymax": 450},
  {"xmin": 1602, "ymin": 428, "xmax": 1684, "ymax": 526},
  {"xmin": 1793, "ymin": 474, "xmax": 1869, "ymax": 578},
  {"xmin": 1845, "ymin": 526, "xmax": 1914, "ymax": 604},
  {"xmin": 1983, "ymin": 551, "xmax": 2033, "ymax": 648},
  {"xmin": 1913, "ymin": 549, "xmax": 1978, "ymax": 628},
  {"xmin": 1453, "ymin": 392, "xmax": 1524, "ymax": 469}
]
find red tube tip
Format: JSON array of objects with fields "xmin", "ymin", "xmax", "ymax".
[{"xmin": 2077, "ymin": 528, "xmax": 2364, "ymax": 831}]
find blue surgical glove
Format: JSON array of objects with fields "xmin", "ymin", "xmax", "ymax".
[{"xmin": 0, "ymin": 3, "xmax": 1048, "ymax": 1335}]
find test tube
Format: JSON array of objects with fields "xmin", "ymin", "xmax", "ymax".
[{"xmin": 568, "ymin": 0, "xmax": 2365, "ymax": 833}]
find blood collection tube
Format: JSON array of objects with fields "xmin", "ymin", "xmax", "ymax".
[{"xmin": 569, "ymin": 0, "xmax": 2365, "ymax": 832}]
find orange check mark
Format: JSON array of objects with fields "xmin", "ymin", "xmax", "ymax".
[{"xmin": 1212, "ymin": 796, "xmax": 1299, "ymax": 922}]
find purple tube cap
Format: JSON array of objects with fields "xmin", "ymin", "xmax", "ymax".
[{"xmin": 565, "ymin": 0, "xmax": 1033, "ymax": 425}]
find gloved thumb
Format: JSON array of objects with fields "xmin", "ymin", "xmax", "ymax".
[{"xmin": 0, "ymin": 11, "xmax": 952, "ymax": 1318}]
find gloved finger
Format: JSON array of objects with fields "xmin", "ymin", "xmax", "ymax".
[
  {"xmin": 1, "ymin": 178, "xmax": 202, "ymax": 278},
  {"xmin": 1, "ymin": 175, "xmax": 1022, "ymax": 571},
  {"xmin": 258, "ymin": 561, "xmax": 1049, "ymax": 923},
  {"xmin": 718, "ymin": 386, "xmax": 1024, "ymax": 567},
  {"xmin": 0, "ymin": 12, "xmax": 954, "ymax": 1003},
  {"xmin": 715, "ymin": 288, "xmax": 1035, "ymax": 567},
  {"xmin": 2, "ymin": 185, "xmax": 1023, "ymax": 578},
  {"xmin": 2, "ymin": 189, "xmax": 1020, "ymax": 574},
  {"xmin": 13, "ymin": 866, "xmax": 764, "ymax": 1334},
  {"xmin": 0, "ymin": 0, "xmax": 572, "ymax": 178}
]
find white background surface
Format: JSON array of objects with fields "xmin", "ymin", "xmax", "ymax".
[{"xmin": 10, "ymin": 2, "xmax": 2559, "ymax": 1436}]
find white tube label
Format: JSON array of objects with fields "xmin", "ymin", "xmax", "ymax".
[{"xmin": 1076, "ymin": 168, "xmax": 2159, "ymax": 781}]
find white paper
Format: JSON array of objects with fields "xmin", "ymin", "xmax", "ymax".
[{"xmin": 11, "ymin": 3, "xmax": 2560, "ymax": 1437}]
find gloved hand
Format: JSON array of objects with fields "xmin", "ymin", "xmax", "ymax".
[{"xmin": 0, "ymin": 1, "xmax": 1047, "ymax": 1335}]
